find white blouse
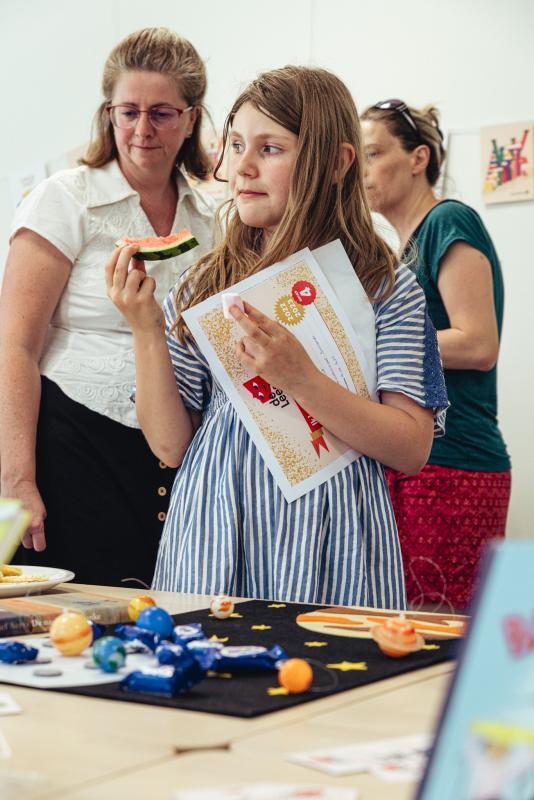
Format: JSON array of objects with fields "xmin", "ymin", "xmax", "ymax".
[{"xmin": 10, "ymin": 160, "xmax": 216, "ymax": 428}]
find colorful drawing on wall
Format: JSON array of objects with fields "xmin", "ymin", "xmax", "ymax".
[{"xmin": 481, "ymin": 122, "xmax": 534, "ymax": 204}]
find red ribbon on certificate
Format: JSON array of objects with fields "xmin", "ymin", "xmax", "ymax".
[{"xmin": 295, "ymin": 402, "xmax": 329, "ymax": 457}]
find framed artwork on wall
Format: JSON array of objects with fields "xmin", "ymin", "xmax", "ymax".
[{"xmin": 481, "ymin": 122, "xmax": 534, "ymax": 204}]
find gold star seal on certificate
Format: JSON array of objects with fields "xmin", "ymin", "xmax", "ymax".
[
  {"xmin": 327, "ymin": 661, "xmax": 368, "ymax": 672},
  {"xmin": 274, "ymin": 294, "xmax": 305, "ymax": 326}
]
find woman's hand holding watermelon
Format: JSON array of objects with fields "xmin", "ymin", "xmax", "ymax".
[{"xmin": 105, "ymin": 243, "xmax": 165, "ymax": 335}]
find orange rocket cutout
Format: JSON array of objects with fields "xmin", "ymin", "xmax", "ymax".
[
  {"xmin": 371, "ymin": 613, "xmax": 425, "ymax": 658},
  {"xmin": 295, "ymin": 402, "xmax": 329, "ymax": 457}
]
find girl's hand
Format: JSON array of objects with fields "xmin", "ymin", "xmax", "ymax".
[
  {"xmin": 105, "ymin": 244, "xmax": 164, "ymax": 334},
  {"xmin": 230, "ymin": 302, "xmax": 318, "ymax": 395}
]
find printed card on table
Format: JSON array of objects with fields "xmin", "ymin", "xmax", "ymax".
[
  {"xmin": 288, "ymin": 733, "xmax": 431, "ymax": 779},
  {"xmin": 173, "ymin": 785, "xmax": 358, "ymax": 800},
  {"xmin": 182, "ymin": 242, "xmax": 377, "ymax": 502}
]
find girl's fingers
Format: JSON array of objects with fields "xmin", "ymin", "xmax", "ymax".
[
  {"xmin": 230, "ymin": 305, "xmax": 271, "ymax": 342},
  {"xmin": 241, "ymin": 302, "xmax": 279, "ymax": 334}
]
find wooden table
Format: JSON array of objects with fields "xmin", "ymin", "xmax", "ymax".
[{"xmin": 0, "ymin": 584, "xmax": 457, "ymax": 800}]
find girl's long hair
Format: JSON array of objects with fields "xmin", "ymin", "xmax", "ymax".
[
  {"xmin": 81, "ymin": 27, "xmax": 211, "ymax": 180},
  {"xmin": 174, "ymin": 66, "xmax": 396, "ymax": 342}
]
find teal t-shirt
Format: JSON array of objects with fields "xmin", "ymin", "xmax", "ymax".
[{"xmin": 411, "ymin": 200, "xmax": 510, "ymax": 472}]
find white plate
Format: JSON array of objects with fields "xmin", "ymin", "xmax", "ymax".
[{"xmin": 0, "ymin": 565, "xmax": 75, "ymax": 598}]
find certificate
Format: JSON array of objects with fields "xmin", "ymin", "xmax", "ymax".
[{"xmin": 182, "ymin": 240, "xmax": 377, "ymax": 501}]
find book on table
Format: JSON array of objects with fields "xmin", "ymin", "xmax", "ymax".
[{"xmin": 0, "ymin": 591, "xmax": 131, "ymax": 637}]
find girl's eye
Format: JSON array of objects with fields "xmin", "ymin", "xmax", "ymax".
[
  {"xmin": 365, "ymin": 151, "xmax": 378, "ymax": 161},
  {"xmin": 263, "ymin": 145, "xmax": 281, "ymax": 155},
  {"xmin": 230, "ymin": 141, "xmax": 244, "ymax": 153}
]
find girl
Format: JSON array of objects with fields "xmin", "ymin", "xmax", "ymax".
[
  {"xmin": 107, "ymin": 67, "xmax": 448, "ymax": 608},
  {"xmin": 361, "ymin": 100, "xmax": 510, "ymax": 610}
]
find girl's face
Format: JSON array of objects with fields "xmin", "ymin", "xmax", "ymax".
[
  {"xmin": 228, "ymin": 102, "xmax": 299, "ymax": 239},
  {"xmin": 111, "ymin": 70, "xmax": 197, "ymax": 177},
  {"xmin": 362, "ymin": 119, "xmax": 415, "ymax": 216}
]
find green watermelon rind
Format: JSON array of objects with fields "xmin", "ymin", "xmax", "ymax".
[{"xmin": 115, "ymin": 236, "xmax": 199, "ymax": 261}]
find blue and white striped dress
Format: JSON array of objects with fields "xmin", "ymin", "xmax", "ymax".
[{"xmin": 152, "ymin": 265, "xmax": 448, "ymax": 609}]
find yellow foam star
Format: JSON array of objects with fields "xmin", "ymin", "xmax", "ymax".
[
  {"xmin": 251, "ymin": 624, "xmax": 272, "ymax": 631},
  {"xmin": 422, "ymin": 644, "xmax": 440, "ymax": 650},
  {"xmin": 267, "ymin": 603, "xmax": 286, "ymax": 608},
  {"xmin": 229, "ymin": 613, "xmax": 242, "ymax": 618},
  {"xmin": 207, "ymin": 671, "xmax": 232, "ymax": 679},
  {"xmin": 304, "ymin": 641, "xmax": 328, "ymax": 647},
  {"xmin": 209, "ymin": 635, "xmax": 229, "ymax": 643},
  {"xmin": 267, "ymin": 686, "xmax": 289, "ymax": 696},
  {"xmin": 327, "ymin": 661, "xmax": 368, "ymax": 672}
]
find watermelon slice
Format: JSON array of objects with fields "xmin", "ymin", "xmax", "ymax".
[{"xmin": 115, "ymin": 229, "xmax": 199, "ymax": 261}]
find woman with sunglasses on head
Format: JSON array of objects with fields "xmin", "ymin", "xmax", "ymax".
[
  {"xmin": 361, "ymin": 100, "xmax": 511, "ymax": 612},
  {"xmin": 0, "ymin": 28, "xmax": 215, "ymax": 586}
]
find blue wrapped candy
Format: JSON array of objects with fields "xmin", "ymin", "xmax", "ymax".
[
  {"xmin": 155, "ymin": 642, "xmax": 188, "ymax": 666},
  {"xmin": 114, "ymin": 624, "xmax": 161, "ymax": 652},
  {"xmin": 121, "ymin": 660, "xmax": 204, "ymax": 696},
  {"xmin": 217, "ymin": 644, "xmax": 288, "ymax": 670},
  {"xmin": 186, "ymin": 639, "xmax": 223, "ymax": 671},
  {"xmin": 90, "ymin": 621, "xmax": 104, "ymax": 643},
  {"xmin": 93, "ymin": 636, "xmax": 126, "ymax": 673},
  {"xmin": 155, "ymin": 643, "xmax": 205, "ymax": 687},
  {"xmin": 172, "ymin": 623, "xmax": 204, "ymax": 645},
  {"xmin": 0, "ymin": 641, "xmax": 38, "ymax": 664}
]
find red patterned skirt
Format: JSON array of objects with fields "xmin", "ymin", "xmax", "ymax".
[{"xmin": 386, "ymin": 464, "xmax": 511, "ymax": 612}]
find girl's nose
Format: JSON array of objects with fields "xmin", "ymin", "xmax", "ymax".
[{"xmin": 237, "ymin": 149, "xmax": 258, "ymax": 177}]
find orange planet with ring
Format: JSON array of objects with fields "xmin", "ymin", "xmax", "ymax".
[
  {"xmin": 371, "ymin": 616, "xmax": 425, "ymax": 658},
  {"xmin": 278, "ymin": 658, "xmax": 313, "ymax": 693}
]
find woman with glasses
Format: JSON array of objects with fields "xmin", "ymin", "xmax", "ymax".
[
  {"xmin": 361, "ymin": 100, "xmax": 510, "ymax": 612},
  {"xmin": 0, "ymin": 28, "xmax": 215, "ymax": 586}
]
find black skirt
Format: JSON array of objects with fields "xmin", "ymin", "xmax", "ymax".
[{"xmin": 16, "ymin": 377, "xmax": 178, "ymax": 587}]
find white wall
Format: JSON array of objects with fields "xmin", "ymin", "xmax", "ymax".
[{"xmin": 1, "ymin": 0, "xmax": 533, "ymax": 537}]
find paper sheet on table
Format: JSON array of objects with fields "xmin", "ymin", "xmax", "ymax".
[
  {"xmin": 182, "ymin": 241, "xmax": 376, "ymax": 502},
  {"xmin": 173, "ymin": 785, "xmax": 359, "ymax": 799},
  {"xmin": 287, "ymin": 733, "xmax": 432, "ymax": 778}
]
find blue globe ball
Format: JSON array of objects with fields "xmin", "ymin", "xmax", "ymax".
[
  {"xmin": 136, "ymin": 606, "xmax": 174, "ymax": 639},
  {"xmin": 93, "ymin": 636, "xmax": 126, "ymax": 673}
]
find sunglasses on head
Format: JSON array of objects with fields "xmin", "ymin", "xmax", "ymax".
[{"xmin": 372, "ymin": 99, "xmax": 420, "ymax": 135}]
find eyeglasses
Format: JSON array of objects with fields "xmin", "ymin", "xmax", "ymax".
[
  {"xmin": 372, "ymin": 99, "xmax": 420, "ymax": 135},
  {"xmin": 106, "ymin": 104, "xmax": 193, "ymax": 130}
]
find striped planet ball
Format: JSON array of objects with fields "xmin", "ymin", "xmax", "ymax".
[
  {"xmin": 371, "ymin": 616, "xmax": 425, "ymax": 658},
  {"xmin": 50, "ymin": 611, "xmax": 93, "ymax": 656}
]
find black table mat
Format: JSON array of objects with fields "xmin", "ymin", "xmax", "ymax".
[{"xmin": 47, "ymin": 600, "xmax": 459, "ymax": 718}]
